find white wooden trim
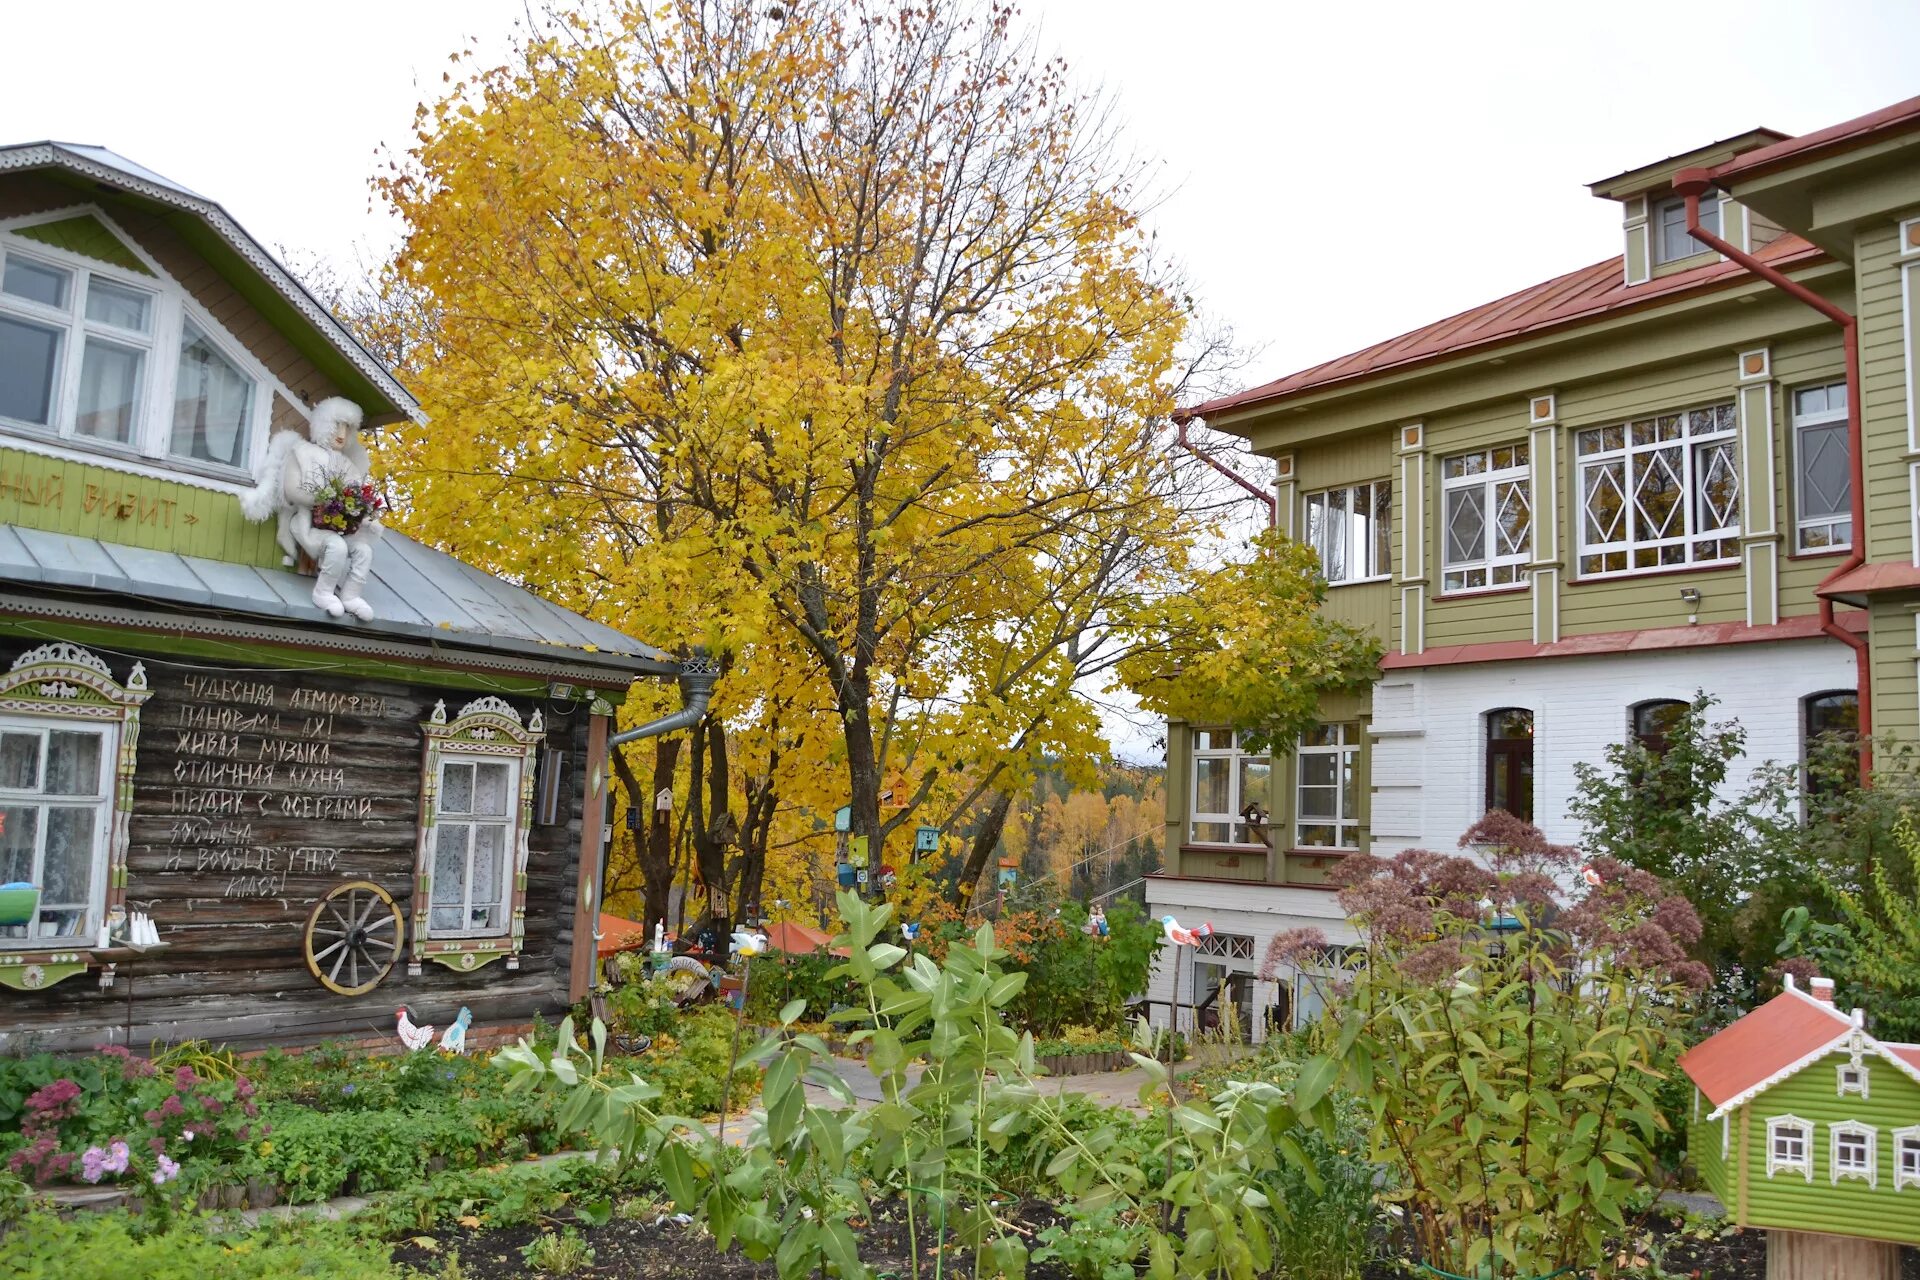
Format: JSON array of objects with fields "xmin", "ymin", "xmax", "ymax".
[
  {"xmin": 1894, "ymin": 1124, "xmax": 1920, "ymax": 1191},
  {"xmin": 1765, "ymin": 1113, "xmax": 1815, "ymax": 1181},
  {"xmin": 1830, "ymin": 1120, "xmax": 1876, "ymax": 1187},
  {"xmin": 1837, "ymin": 1060, "xmax": 1869, "ymax": 1098},
  {"xmin": 1904, "ymin": 258, "xmax": 1920, "ymax": 455}
]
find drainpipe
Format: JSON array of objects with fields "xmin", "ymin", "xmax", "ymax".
[
  {"xmin": 1674, "ymin": 168, "xmax": 1871, "ymax": 773},
  {"xmin": 608, "ymin": 650, "xmax": 720, "ymax": 747},
  {"xmin": 1174, "ymin": 416, "xmax": 1279, "ymax": 528}
]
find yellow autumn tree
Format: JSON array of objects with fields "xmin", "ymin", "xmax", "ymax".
[{"xmin": 371, "ymin": 0, "xmax": 1226, "ymax": 921}]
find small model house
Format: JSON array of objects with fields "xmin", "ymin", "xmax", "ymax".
[{"xmin": 1679, "ymin": 974, "xmax": 1920, "ymax": 1261}]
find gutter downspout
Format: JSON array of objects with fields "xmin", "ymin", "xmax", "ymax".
[
  {"xmin": 1674, "ymin": 168, "xmax": 1871, "ymax": 775},
  {"xmin": 593, "ymin": 649, "xmax": 721, "ymax": 934},
  {"xmin": 1174, "ymin": 416, "xmax": 1279, "ymax": 528}
]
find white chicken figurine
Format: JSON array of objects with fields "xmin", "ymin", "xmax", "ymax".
[
  {"xmin": 731, "ymin": 929, "xmax": 769, "ymax": 959},
  {"xmin": 438, "ymin": 1006, "xmax": 472, "ymax": 1055},
  {"xmin": 395, "ymin": 1005, "xmax": 434, "ymax": 1053},
  {"xmin": 1160, "ymin": 915, "xmax": 1213, "ymax": 947}
]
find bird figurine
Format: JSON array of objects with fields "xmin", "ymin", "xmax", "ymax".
[
  {"xmin": 901, "ymin": 921, "xmax": 921, "ymax": 943},
  {"xmin": 1160, "ymin": 915, "xmax": 1213, "ymax": 947},
  {"xmin": 1579, "ymin": 864, "xmax": 1604, "ymax": 888},
  {"xmin": 731, "ymin": 929, "xmax": 769, "ymax": 958},
  {"xmin": 438, "ymin": 1006, "xmax": 472, "ymax": 1055},
  {"xmin": 395, "ymin": 1005, "xmax": 434, "ymax": 1052}
]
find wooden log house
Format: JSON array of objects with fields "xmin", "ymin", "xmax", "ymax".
[{"xmin": 0, "ymin": 143, "xmax": 681, "ymax": 1051}]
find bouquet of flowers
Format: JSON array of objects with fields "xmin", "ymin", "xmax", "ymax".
[{"xmin": 311, "ymin": 477, "xmax": 390, "ymax": 535}]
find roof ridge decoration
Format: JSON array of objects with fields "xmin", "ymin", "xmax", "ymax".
[{"xmin": 0, "ymin": 143, "xmax": 420, "ymax": 423}]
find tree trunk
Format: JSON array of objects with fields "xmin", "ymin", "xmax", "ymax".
[
  {"xmin": 954, "ymin": 790, "xmax": 1016, "ymax": 909},
  {"xmin": 1765, "ymin": 1229, "xmax": 1900, "ymax": 1280},
  {"xmin": 611, "ymin": 737, "xmax": 679, "ymax": 940},
  {"xmin": 689, "ymin": 717, "xmax": 736, "ymax": 957}
]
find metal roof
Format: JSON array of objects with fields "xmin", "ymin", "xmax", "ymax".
[
  {"xmin": 1714, "ymin": 93, "xmax": 1920, "ymax": 186},
  {"xmin": 0, "ymin": 141, "xmax": 420, "ymax": 424},
  {"xmin": 0, "ymin": 525, "xmax": 673, "ymax": 676}
]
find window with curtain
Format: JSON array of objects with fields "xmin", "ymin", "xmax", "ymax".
[
  {"xmin": 1442, "ymin": 444, "xmax": 1531, "ymax": 593},
  {"xmin": 170, "ymin": 322, "xmax": 255, "ymax": 469},
  {"xmin": 0, "ymin": 250, "xmax": 155, "ymax": 447},
  {"xmin": 1295, "ymin": 722, "xmax": 1361, "ymax": 850},
  {"xmin": 1792, "ymin": 382, "xmax": 1850, "ymax": 552},
  {"xmin": 0, "ymin": 720, "xmax": 112, "ymax": 947},
  {"xmin": 1576, "ymin": 403, "xmax": 1738, "ymax": 577},
  {"xmin": 428, "ymin": 755, "xmax": 520, "ymax": 936},
  {"xmin": 1189, "ymin": 728, "xmax": 1271, "ymax": 846},
  {"xmin": 1302, "ymin": 481, "xmax": 1390, "ymax": 584},
  {"xmin": 1484, "ymin": 709, "xmax": 1534, "ymax": 821}
]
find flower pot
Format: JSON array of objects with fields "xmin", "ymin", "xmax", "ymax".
[{"xmin": 0, "ymin": 883, "xmax": 39, "ymax": 928}]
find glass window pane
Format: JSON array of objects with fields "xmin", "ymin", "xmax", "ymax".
[
  {"xmin": 470, "ymin": 825, "xmax": 506, "ymax": 924},
  {"xmin": 0, "ymin": 314, "xmax": 62, "ymax": 426},
  {"xmin": 1322, "ymin": 488, "xmax": 1348, "ymax": 581},
  {"xmin": 84, "ymin": 279, "xmax": 152, "ymax": 333},
  {"xmin": 0, "ymin": 734, "xmax": 39, "ymax": 790},
  {"xmin": 1494, "ymin": 478, "xmax": 1531, "ymax": 556},
  {"xmin": 40, "ymin": 809, "xmax": 95, "ymax": 906},
  {"xmin": 440, "ymin": 762, "xmax": 474, "ymax": 815},
  {"xmin": 1299, "ymin": 754, "xmax": 1336, "ymax": 788},
  {"xmin": 1372, "ymin": 482, "xmax": 1392, "ymax": 574},
  {"xmin": 43, "ymin": 733, "xmax": 101, "ymax": 796},
  {"xmin": 1190, "ymin": 820, "xmax": 1232, "ymax": 844},
  {"xmin": 2, "ymin": 257, "xmax": 70, "ymax": 308},
  {"xmin": 1193, "ymin": 758, "xmax": 1229, "ymax": 815},
  {"xmin": 0, "ymin": 805, "xmax": 35, "ymax": 885},
  {"xmin": 75, "ymin": 338, "xmax": 144, "ymax": 444},
  {"xmin": 171, "ymin": 324, "xmax": 254, "ymax": 468},
  {"xmin": 473, "ymin": 762, "xmax": 511, "ymax": 817},
  {"xmin": 1798, "ymin": 422, "xmax": 1848, "ymax": 520},
  {"xmin": 1445, "ymin": 486, "xmax": 1486, "ymax": 566},
  {"xmin": 432, "ymin": 824, "xmax": 467, "ymax": 904},
  {"xmin": 1237, "ymin": 756, "xmax": 1270, "ymax": 810},
  {"xmin": 1340, "ymin": 757, "xmax": 1357, "ymax": 820},
  {"xmin": 1296, "ymin": 823, "xmax": 1336, "ymax": 848}
]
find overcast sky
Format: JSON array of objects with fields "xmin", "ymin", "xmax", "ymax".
[{"xmin": 5, "ymin": 0, "xmax": 1916, "ymax": 761}]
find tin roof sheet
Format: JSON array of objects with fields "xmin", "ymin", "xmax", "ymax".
[{"xmin": 0, "ymin": 525, "xmax": 671, "ymax": 674}]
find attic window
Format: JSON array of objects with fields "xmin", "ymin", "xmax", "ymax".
[
  {"xmin": 1766, "ymin": 1115, "xmax": 1812, "ymax": 1181},
  {"xmin": 1831, "ymin": 1122, "xmax": 1875, "ymax": 1187},
  {"xmin": 1653, "ymin": 192, "xmax": 1719, "ymax": 264},
  {"xmin": 1837, "ymin": 1062, "xmax": 1868, "ymax": 1098}
]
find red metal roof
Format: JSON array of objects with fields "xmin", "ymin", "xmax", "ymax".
[
  {"xmin": 1379, "ymin": 609, "xmax": 1865, "ymax": 672},
  {"xmin": 764, "ymin": 920, "xmax": 833, "ymax": 955},
  {"xmin": 1891, "ymin": 1045, "xmax": 1920, "ymax": 1074},
  {"xmin": 597, "ymin": 912, "xmax": 655, "ymax": 959},
  {"xmin": 1182, "ymin": 235, "xmax": 1820, "ymax": 420},
  {"xmin": 1816, "ymin": 560, "xmax": 1920, "ymax": 601},
  {"xmin": 1679, "ymin": 986, "xmax": 1852, "ymax": 1110},
  {"xmin": 1713, "ymin": 94, "xmax": 1920, "ymax": 185}
]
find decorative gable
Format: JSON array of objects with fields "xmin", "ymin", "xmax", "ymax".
[{"xmin": 13, "ymin": 214, "xmax": 153, "ymax": 276}]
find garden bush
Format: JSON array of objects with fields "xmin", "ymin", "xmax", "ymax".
[{"xmin": 0, "ymin": 1206, "xmax": 404, "ymax": 1280}]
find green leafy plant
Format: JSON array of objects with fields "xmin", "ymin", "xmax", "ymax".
[
  {"xmin": 521, "ymin": 1227, "xmax": 596, "ymax": 1276},
  {"xmin": 1033, "ymin": 1199, "xmax": 1151, "ymax": 1279},
  {"xmin": 1778, "ymin": 810, "xmax": 1920, "ymax": 1040}
]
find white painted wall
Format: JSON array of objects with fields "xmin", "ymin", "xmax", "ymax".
[{"xmin": 1369, "ymin": 637, "xmax": 1856, "ymax": 853}]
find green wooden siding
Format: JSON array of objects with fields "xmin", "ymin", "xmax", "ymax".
[
  {"xmin": 1689, "ymin": 1090, "xmax": 1732, "ymax": 1207},
  {"xmin": 1729, "ymin": 1048, "xmax": 1920, "ymax": 1244},
  {"xmin": 1322, "ymin": 581, "xmax": 1392, "ymax": 636},
  {"xmin": 0, "ymin": 447, "xmax": 281, "ymax": 567},
  {"xmin": 1854, "ymin": 216, "xmax": 1914, "ymax": 565},
  {"xmin": 1869, "ymin": 597, "xmax": 1918, "ymax": 744},
  {"xmin": 14, "ymin": 215, "xmax": 154, "ymax": 275}
]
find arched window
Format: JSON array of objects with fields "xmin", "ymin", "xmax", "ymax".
[
  {"xmin": 1484, "ymin": 709, "xmax": 1534, "ymax": 821},
  {"xmin": 1803, "ymin": 690, "xmax": 1860, "ymax": 801},
  {"xmin": 1631, "ymin": 700, "xmax": 1690, "ymax": 755}
]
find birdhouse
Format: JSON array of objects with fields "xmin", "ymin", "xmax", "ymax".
[
  {"xmin": 835, "ymin": 863, "xmax": 857, "ymax": 890},
  {"xmin": 1679, "ymin": 974, "xmax": 1920, "ymax": 1274},
  {"xmin": 834, "ymin": 805, "xmax": 851, "ymax": 833},
  {"xmin": 914, "ymin": 825, "xmax": 941, "ymax": 854}
]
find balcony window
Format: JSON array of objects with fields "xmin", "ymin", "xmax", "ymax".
[
  {"xmin": 1189, "ymin": 728, "xmax": 1270, "ymax": 846},
  {"xmin": 1792, "ymin": 382, "xmax": 1850, "ymax": 552},
  {"xmin": 1442, "ymin": 444, "xmax": 1530, "ymax": 593},
  {"xmin": 1296, "ymin": 722, "xmax": 1361, "ymax": 850},
  {"xmin": 1303, "ymin": 481, "xmax": 1390, "ymax": 584},
  {"xmin": 1653, "ymin": 192, "xmax": 1719, "ymax": 264},
  {"xmin": 1576, "ymin": 403, "xmax": 1738, "ymax": 577}
]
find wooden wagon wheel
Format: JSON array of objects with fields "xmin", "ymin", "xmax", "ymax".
[{"xmin": 304, "ymin": 881, "xmax": 403, "ymax": 996}]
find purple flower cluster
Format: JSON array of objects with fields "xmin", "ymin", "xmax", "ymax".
[
  {"xmin": 78, "ymin": 1141, "xmax": 130, "ymax": 1184},
  {"xmin": 310, "ymin": 478, "xmax": 390, "ymax": 535}
]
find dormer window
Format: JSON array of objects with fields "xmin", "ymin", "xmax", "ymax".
[
  {"xmin": 1653, "ymin": 191, "xmax": 1719, "ymax": 264},
  {"xmin": 0, "ymin": 225, "xmax": 267, "ymax": 481},
  {"xmin": 1838, "ymin": 1061, "xmax": 1869, "ymax": 1098}
]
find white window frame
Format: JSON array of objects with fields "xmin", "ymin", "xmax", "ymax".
[
  {"xmin": 1188, "ymin": 728, "xmax": 1270, "ymax": 847},
  {"xmin": 1575, "ymin": 402, "xmax": 1740, "ymax": 579},
  {"xmin": 1302, "ymin": 480, "xmax": 1391, "ymax": 585},
  {"xmin": 1837, "ymin": 1061, "xmax": 1869, "ymax": 1098},
  {"xmin": 1831, "ymin": 1121, "xmax": 1876, "ymax": 1187},
  {"xmin": 426, "ymin": 751, "xmax": 523, "ymax": 939},
  {"xmin": 1295, "ymin": 722, "xmax": 1361, "ymax": 851},
  {"xmin": 0, "ymin": 715, "xmax": 117, "ymax": 950},
  {"xmin": 1766, "ymin": 1114, "xmax": 1813, "ymax": 1181},
  {"xmin": 1895, "ymin": 1125, "xmax": 1920, "ymax": 1192},
  {"xmin": 1791, "ymin": 381, "xmax": 1851, "ymax": 553},
  {"xmin": 1652, "ymin": 192, "xmax": 1720, "ymax": 265},
  {"xmin": 0, "ymin": 211, "xmax": 276, "ymax": 486},
  {"xmin": 1440, "ymin": 443, "xmax": 1531, "ymax": 594}
]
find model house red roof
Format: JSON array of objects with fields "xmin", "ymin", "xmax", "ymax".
[
  {"xmin": 1181, "ymin": 235, "xmax": 1820, "ymax": 419},
  {"xmin": 1678, "ymin": 981, "xmax": 1852, "ymax": 1111},
  {"xmin": 764, "ymin": 920, "xmax": 833, "ymax": 955},
  {"xmin": 1890, "ymin": 1044, "xmax": 1920, "ymax": 1073},
  {"xmin": 1713, "ymin": 93, "xmax": 1920, "ymax": 184},
  {"xmin": 597, "ymin": 912, "xmax": 656, "ymax": 959}
]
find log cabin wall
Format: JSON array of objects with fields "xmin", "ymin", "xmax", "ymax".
[{"xmin": 0, "ymin": 641, "xmax": 593, "ymax": 1053}]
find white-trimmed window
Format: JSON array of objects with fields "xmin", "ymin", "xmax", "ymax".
[
  {"xmin": 1576, "ymin": 403, "xmax": 1739, "ymax": 577},
  {"xmin": 1792, "ymin": 381, "xmax": 1850, "ymax": 552},
  {"xmin": 1895, "ymin": 1125, "xmax": 1920, "ymax": 1191},
  {"xmin": 0, "ymin": 226, "xmax": 267, "ymax": 478},
  {"xmin": 1296, "ymin": 722, "xmax": 1361, "ymax": 850},
  {"xmin": 1831, "ymin": 1121, "xmax": 1876, "ymax": 1187},
  {"xmin": 1767, "ymin": 1115, "xmax": 1813, "ymax": 1180},
  {"xmin": 1653, "ymin": 192, "xmax": 1720, "ymax": 264},
  {"xmin": 1190, "ymin": 728, "xmax": 1270, "ymax": 847},
  {"xmin": 1837, "ymin": 1061, "xmax": 1869, "ymax": 1098},
  {"xmin": 1441, "ymin": 444, "xmax": 1530, "ymax": 593},
  {"xmin": 428, "ymin": 754, "xmax": 520, "ymax": 936},
  {"xmin": 1303, "ymin": 481, "xmax": 1390, "ymax": 584},
  {"xmin": 0, "ymin": 718, "xmax": 114, "ymax": 948}
]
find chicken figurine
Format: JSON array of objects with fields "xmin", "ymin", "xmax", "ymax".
[
  {"xmin": 731, "ymin": 929, "xmax": 769, "ymax": 959},
  {"xmin": 438, "ymin": 1006, "xmax": 472, "ymax": 1055},
  {"xmin": 395, "ymin": 1005, "xmax": 434, "ymax": 1053},
  {"xmin": 1160, "ymin": 915, "xmax": 1213, "ymax": 947}
]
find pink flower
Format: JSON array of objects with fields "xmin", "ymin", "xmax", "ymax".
[
  {"xmin": 152, "ymin": 1154, "xmax": 180, "ymax": 1185},
  {"xmin": 103, "ymin": 1141, "xmax": 129, "ymax": 1174},
  {"xmin": 80, "ymin": 1147, "xmax": 107, "ymax": 1184},
  {"xmin": 173, "ymin": 1066, "xmax": 197, "ymax": 1090}
]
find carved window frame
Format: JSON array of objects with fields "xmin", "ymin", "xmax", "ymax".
[
  {"xmin": 1831, "ymin": 1120, "xmax": 1876, "ymax": 1188},
  {"xmin": 1894, "ymin": 1125, "xmax": 1920, "ymax": 1192},
  {"xmin": 1765, "ymin": 1114, "xmax": 1813, "ymax": 1181},
  {"xmin": 409, "ymin": 696, "xmax": 542, "ymax": 975},
  {"xmin": 0, "ymin": 642, "xmax": 148, "ymax": 992}
]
